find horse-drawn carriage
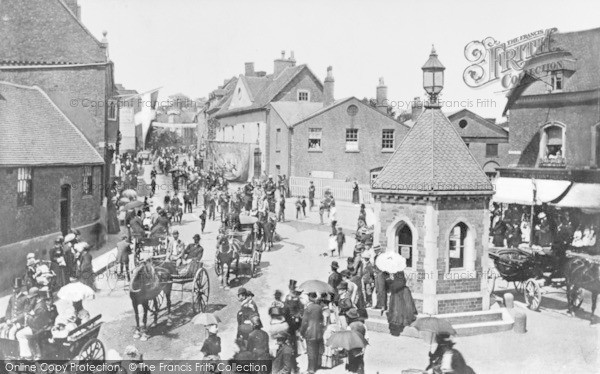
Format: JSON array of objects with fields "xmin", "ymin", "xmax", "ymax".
[
  {"xmin": 215, "ymin": 215, "xmax": 262, "ymax": 283},
  {"xmin": 0, "ymin": 314, "xmax": 105, "ymax": 363},
  {"xmin": 488, "ymin": 245, "xmax": 584, "ymax": 311}
]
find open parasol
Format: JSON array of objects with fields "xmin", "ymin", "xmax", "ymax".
[
  {"xmin": 326, "ymin": 330, "xmax": 367, "ymax": 350},
  {"xmin": 191, "ymin": 312, "xmax": 221, "ymax": 326},
  {"xmin": 121, "ymin": 189, "xmax": 138, "ymax": 200},
  {"xmin": 411, "ymin": 317, "xmax": 456, "ymax": 336},
  {"xmin": 298, "ymin": 280, "xmax": 335, "ymax": 295},
  {"xmin": 375, "ymin": 251, "xmax": 407, "ymax": 273},
  {"xmin": 57, "ymin": 282, "xmax": 95, "ymax": 302},
  {"xmin": 122, "ymin": 200, "xmax": 144, "ymax": 211}
]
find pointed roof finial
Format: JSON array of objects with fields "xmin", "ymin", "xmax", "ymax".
[{"xmin": 431, "ymin": 44, "xmax": 437, "ymax": 56}]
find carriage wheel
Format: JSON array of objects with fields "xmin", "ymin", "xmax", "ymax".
[
  {"xmin": 192, "ymin": 268, "xmax": 210, "ymax": 313},
  {"xmin": 524, "ymin": 279, "xmax": 542, "ymax": 311},
  {"xmin": 75, "ymin": 338, "xmax": 105, "ymax": 361}
]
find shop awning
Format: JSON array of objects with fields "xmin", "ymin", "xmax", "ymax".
[
  {"xmin": 551, "ymin": 183, "xmax": 600, "ymax": 213},
  {"xmin": 493, "ymin": 177, "xmax": 571, "ymax": 205}
]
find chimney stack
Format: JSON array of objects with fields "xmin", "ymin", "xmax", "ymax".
[
  {"xmin": 411, "ymin": 97, "xmax": 423, "ymax": 120},
  {"xmin": 100, "ymin": 31, "xmax": 109, "ymax": 59},
  {"xmin": 323, "ymin": 66, "xmax": 335, "ymax": 106},
  {"xmin": 273, "ymin": 50, "xmax": 296, "ymax": 77},
  {"xmin": 376, "ymin": 77, "xmax": 388, "ymax": 113},
  {"xmin": 245, "ymin": 62, "xmax": 255, "ymax": 77}
]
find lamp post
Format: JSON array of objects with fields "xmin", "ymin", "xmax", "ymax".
[{"xmin": 422, "ymin": 45, "xmax": 445, "ymax": 107}]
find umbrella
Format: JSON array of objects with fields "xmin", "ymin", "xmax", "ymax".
[
  {"xmin": 411, "ymin": 317, "xmax": 456, "ymax": 336},
  {"xmin": 298, "ymin": 280, "xmax": 335, "ymax": 295},
  {"xmin": 122, "ymin": 189, "xmax": 138, "ymax": 199},
  {"xmin": 123, "ymin": 200, "xmax": 144, "ymax": 211},
  {"xmin": 191, "ymin": 313, "xmax": 221, "ymax": 326},
  {"xmin": 57, "ymin": 282, "xmax": 95, "ymax": 302},
  {"xmin": 375, "ymin": 251, "xmax": 407, "ymax": 273},
  {"xmin": 326, "ymin": 330, "xmax": 367, "ymax": 350},
  {"xmin": 119, "ymin": 197, "xmax": 131, "ymax": 205}
]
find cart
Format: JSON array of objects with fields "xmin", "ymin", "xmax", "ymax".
[
  {"xmin": 215, "ymin": 215, "xmax": 261, "ymax": 278},
  {"xmin": 0, "ymin": 314, "xmax": 105, "ymax": 363},
  {"xmin": 488, "ymin": 246, "xmax": 583, "ymax": 311}
]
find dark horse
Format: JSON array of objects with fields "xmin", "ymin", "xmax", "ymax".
[
  {"xmin": 130, "ymin": 259, "xmax": 175, "ymax": 340},
  {"xmin": 215, "ymin": 233, "xmax": 240, "ymax": 289},
  {"xmin": 257, "ymin": 215, "xmax": 276, "ymax": 251},
  {"xmin": 565, "ymin": 256, "xmax": 600, "ymax": 324}
]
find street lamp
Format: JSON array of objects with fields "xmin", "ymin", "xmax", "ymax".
[{"xmin": 422, "ymin": 45, "xmax": 445, "ymax": 107}]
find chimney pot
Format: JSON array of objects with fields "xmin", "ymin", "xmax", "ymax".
[
  {"xmin": 289, "ymin": 51, "xmax": 295, "ymax": 61},
  {"xmin": 323, "ymin": 66, "xmax": 335, "ymax": 106},
  {"xmin": 281, "ymin": 50, "xmax": 286, "ymax": 59},
  {"xmin": 376, "ymin": 77, "xmax": 388, "ymax": 113},
  {"xmin": 411, "ymin": 96, "xmax": 423, "ymax": 120},
  {"xmin": 245, "ymin": 62, "xmax": 255, "ymax": 77}
]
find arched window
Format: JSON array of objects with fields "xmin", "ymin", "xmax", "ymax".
[
  {"xmin": 449, "ymin": 222, "xmax": 468, "ymax": 269},
  {"xmin": 396, "ymin": 223, "xmax": 413, "ymax": 267},
  {"xmin": 539, "ymin": 123, "xmax": 566, "ymax": 167}
]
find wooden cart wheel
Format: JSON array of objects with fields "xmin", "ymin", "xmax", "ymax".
[
  {"xmin": 524, "ymin": 279, "xmax": 542, "ymax": 311},
  {"xmin": 214, "ymin": 255, "xmax": 222, "ymax": 276},
  {"xmin": 192, "ymin": 267, "xmax": 210, "ymax": 313},
  {"xmin": 75, "ymin": 338, "xmax": 105, "ymax": 361}
]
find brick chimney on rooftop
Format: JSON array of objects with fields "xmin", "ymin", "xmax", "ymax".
[
  {"xmin": 274, "ymin": 50, "xmax": 296, "ymax": 77},
  {"xmin": 376, "ymin": 77, "xmax": 388, "ymax": 113},
  {"xmin": 245, "ymin": 62, "xmax": 255, "ymax": 77},
  {"xmin": 323, "ymin": 66, "xmax": 335, "ymax": 106}
]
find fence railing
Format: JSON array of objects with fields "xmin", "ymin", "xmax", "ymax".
[{"xmin": 289, "ymin": 176, "xmax": 372, "ymax": 204}]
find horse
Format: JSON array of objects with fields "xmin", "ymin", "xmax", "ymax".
[
  {"xmin": 564, "ymin": 256, "xmax": 599, "ymax": 324},
  {"xmin": 215, "ymin": 234, "xmax": 240, "ymax": 289},
  {"xmin": 257, "ymin": 217, "xmax": 276, "ymax": 251},
  {"xmin": 129, "ymin": 259, "xmax": 175, "ymax": 340}
]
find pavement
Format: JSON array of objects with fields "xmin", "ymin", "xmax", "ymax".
[{"xmin": 1, "ymin": 160, "xmax": 598, "ymax": 373}]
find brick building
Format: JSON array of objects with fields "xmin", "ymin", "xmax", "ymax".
[
  {"xmin": 371, "ymin": 107, "xmax": 494, "ymax": 314},
  {"xmin": 115, "ymin": 84, "xmax": 140, "ymax": 153},
  {"xmin": 495, "ymin": 27, "xmax": 600, "ymax": 208},
  {"xmin": 282, "ymin": 76, "xmax": 409, "ymax": 184},
  {"xmin": 0, "ymin": 82, "xmax": 105, "ymax": 287},
  {"xmin": 447, "ymin": 109, "xmax": 510, "ymax": 179},
  {"xmin": 0, "ymin": 0, "xmax": 118, "ymax": 186},
  {"xmin": 210, "ymin": 51, "xmax": 325, "ymax": 178}
]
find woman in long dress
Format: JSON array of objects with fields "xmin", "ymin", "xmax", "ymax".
[
  {"xmin": 352, "ymin": 182, "xmax": 360, "ymax": 204},
  {"xmin": 49, "ymin": 238, "xmax": 68, "ymax": 289},
  {"xmin": 386, "ymin": 271, "xmax": 417, "ymax": 336}
]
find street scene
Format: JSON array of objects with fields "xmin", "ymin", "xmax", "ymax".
[{"xmin": 0, "ymin": 0, "xmax": 599, "ymax": 373}]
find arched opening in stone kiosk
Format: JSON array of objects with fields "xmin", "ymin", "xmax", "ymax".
[
  {"xmin": 449, "ymin": 222, "xmax": 472, "ymax": 270},
  {"xmin": 396, "ymin": 222, "xmax": 413, "ymax": 268}
]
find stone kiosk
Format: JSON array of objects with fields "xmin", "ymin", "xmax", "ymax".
[{"xmin": 371, "ymin": 48, "xmax": 495, "ymax": 315}]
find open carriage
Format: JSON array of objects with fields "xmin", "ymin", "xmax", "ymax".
[
  {"xmin": 488, "ymin": 246, "xmax": 584, "ymax": 311},
  {"xmin": 0, "ymin": 314, "xmax": 105, "ymax": 363},
  {"xmin": 215, "ymin": 215, "xmax": 262, "ymax": 278}
]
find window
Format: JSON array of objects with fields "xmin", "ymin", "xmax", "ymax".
[
  {"xmin": 539, "ymin": 124, "xmax": 565, "ymax": 167},
  {"xmin": 459, "ymin": 119, "xmax": 468, "ymax": 129},
  {"xmin": 485, "ymin": 143, "xmax": 498, "ymax": 157},
  {"xmin": 108, "ymin": 100, "xmax": 117, "ymax": 120},
  {"xmin": 297, "ymin": 90, "xmax": 309, "ymax": 102},
  {"xmin": 397, "ymin": 224, "xmax": 413, "ymax": 268},
  {"xmin": 17, "ymin": 167, "xmax": 33, "ymax": 207},
  {"xmin": 382, "ymin": 129, "xmax": 394, "ymax": 150},
  {"xmin": 449, "ymin": 223, "xmax": 468, "ymax": 269},
  {"xmin": 308, "ymin": 128, "xmax": 322, "ymax": 151},
  {"xmin": 347, "ymin": 105, "xmax": 358, "ymax": 116},
  {"xmin": 346, "ymin": 129, "xmax": 358, "ymax": 151},
  {"xmin": 550, "ymin": 71, "xmax": 563, "ymax": 91},
  {"xmin": 275, "ymin": 128, "xmax": 281, "ymax": 151},
  {"xmin": 83, "ymin": 166, "xmax": 93, "ymax": 195}
]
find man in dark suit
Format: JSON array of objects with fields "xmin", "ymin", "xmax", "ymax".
[
  {"xmin": 0, "ymin": 278, "xmax": 29, "ymax": 339},
  {"xmin": 328, "ymin": 261, "xmax": 342, "ymax": 291},
  {"xmin": 246, "ymin": 315, "xmax": 270, "ymax": 361},
  {"xmin": 300, "ymin": 292, "xmax": 324, "ymax": 374},
  {"xmin": 272, "ymin": 331, "xmax": 296, "ymax": 374},
  {"xmin": 77, "ymin": 243, "xmax": 95, "ymax": 291}
]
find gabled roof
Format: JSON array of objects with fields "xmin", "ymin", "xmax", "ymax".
[
  {"xmin": 0, "ymin": 0, "xmax": 107, "ymax": 65},
  {"xmin": 447, "ymin": 109, "xmax": 508, "ymax": 139},
  {"xmin": 504, "ymin": 27, "xmax": 600, "ymax": 114},
  {"xmin": 372, "ymin": 108, "xmax": 493, "ymax": 194},
  {"xmin": 0, "ymin": 82, "xmax": 104, "ymax": 166},
  {"xmin": 269, "ymin": 101, "xmax": 323, "ymax": 128},
  {"xmin": 215, "ymin": 65, "xmax": 322, "ymax": 117}
]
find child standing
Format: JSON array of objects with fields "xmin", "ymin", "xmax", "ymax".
[
  {"xmin": 336, "ymin": 227, "xmax": 346, "ymax": 258},
  {"xmin": 328, "ymin": 233, "xmax": 337, "ymax": 257},
  {"xmin": 295, "ymin": 197, "xmax": 302, "ymax": 219},
  {"xmin": 319, "ymin": 202, "xmax": 325, "ymax": 225},
  {"xmin": 301, "ymin": 196, "xmax": 307, "ymax": 217},
  {"xmin": 199, "ymin": 209, "xmax": 207, "ymax": 233},
  {"xmin": 278, "ymin": 194, "xmax": 286, "ymax": 222}
]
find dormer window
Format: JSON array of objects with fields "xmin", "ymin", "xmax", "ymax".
[
  {"xmin": 297, "ymin": 90, "xmax": 309, "ymax": 102},
  {"xmin": 550, "ymin": 71, "xmax": 563, "ymax": 92}
]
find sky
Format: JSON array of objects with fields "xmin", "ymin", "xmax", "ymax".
[{"xmin": 79, "ymin": 0, "xmax": 600, "ymax": 120}]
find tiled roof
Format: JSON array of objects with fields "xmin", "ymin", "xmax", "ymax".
[
  {"xmin": 372, "ymin": 108, "xmax": 493, "ymax": 193},
  {"xmin": 447, "ymin": 109, "xmax": 508, "ymax": 139},
  {"xmin": 269, "ymin": 101, "xmax": 323, "ymax": 128},
  {"xmin": 215, "ymin": 65, "xmax": 319, "ymax": 117},
  {"xmin": 0, "ymin": 82, "xmax": 104, "ymax": 166},
  {"xmin": 0, "ymin": 0, "xmax": 107, "ymax": 65},
  {"xmin": 505, "ymin": 27, "xmax": 600, "ymax": 113}
]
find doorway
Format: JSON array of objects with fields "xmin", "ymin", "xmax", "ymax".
[{"xmin": 60, "ymin": 184, "xmax": 71, "ymax": 236}]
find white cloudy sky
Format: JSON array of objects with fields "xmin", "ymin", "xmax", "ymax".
[{"xmin": 80, "ymin": 0, "xmax": 600, "ymax": 120}]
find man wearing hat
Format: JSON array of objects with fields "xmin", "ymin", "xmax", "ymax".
[
  {"xmin": 0, "ymin": 278, "xmax": 29, "ymax": 339},
  {"xmin": 336, "ymin": 282, "xmax": 354, "ymax": 326},
  {"xmin": 24, "ymin": 253, "xmax": 39, "ymax": 290},
  {"xmin": 346, "ymin": 308, "xmax": 367, "ymax": 374},
  {"xmin": 76, "ymin": 242, "xmax": 95, "ymax": 290},
  {"xmin": 328, "ymin": 261, "xmax": 342, "ymax": 291},
  {"xmin": 272, "ymin": 331, "xmax": 296, "ymax": 374},
  {"xmin": 284, "ymin": 280, "xmax": 304, "ymax": 356},
  {"xmin": 535, "ymin": 212, "xmax": 552, "ymax": 247},
  {"xmin": 300, "ymin": 292, "xmax": 324, "ymax": 374},
  {"xmin": 361, "ymin": 252, "xmax": 375, "ymax": 308},
  {"xmin": 308, "ymin": 181, "xmax": 315, "ymax": 211},
  {"xmin": 16, "ymin": 288, "xmax": 56, "ymax": 359},
  {"xmin": 237, "ymin": 288, "xmax": 260, "ymax": 327},
  {"xmin": 181, "ymin": 234, "xmax": 203, "ymax": 265},
  {"xmin": 247, "ymin": 315, "xmax": 270, "ymax": 362},
  {"xmin": 166, "ymin": 230, "xmax": 185, "ymax": 264},
  {"xmin": 116, "ymin": 236, "xmax": 132, "ymax": 281}
]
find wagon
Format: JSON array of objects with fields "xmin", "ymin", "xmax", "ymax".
[
  {"xmin": 488, "ymin": 246, "xmax": 583, "ymax": 311},
  {"xmin": 0, "ymin": 314, "xmax": 105, "ymax": 362},
  {"xmin": 157, "ymin": 258, "xmax": 210, "ymax": 314},
  {"xmin": 215, "ymin": 215, "xmax": 262, "ymax": 278}
]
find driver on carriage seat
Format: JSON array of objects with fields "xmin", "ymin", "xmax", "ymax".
[
  {"xmin": 150, "ymin": 210, "xmax": 170, "ymax": 237},
  {"xmin": 180, "ymin": 234, "xmax": 203, "ymax": 265},
  {"xmin": 0, "ymin": 278, "xmax": 29, "ymax": 339},
  {"xmin": 16, "ymin": 288, "xmax": 57, "ymax": 360},
  {"xmin": 166, "ymin": 230, "xmax": 185, "ymax": 263}
]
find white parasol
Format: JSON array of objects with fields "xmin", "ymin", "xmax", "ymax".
[
  {"xmin": 375, "ymin": 251, "xmax": 407, "ymax": 273},
  {"xmin": 57, "ymin": 282, "xmax": 95, "ymax": 302}
]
